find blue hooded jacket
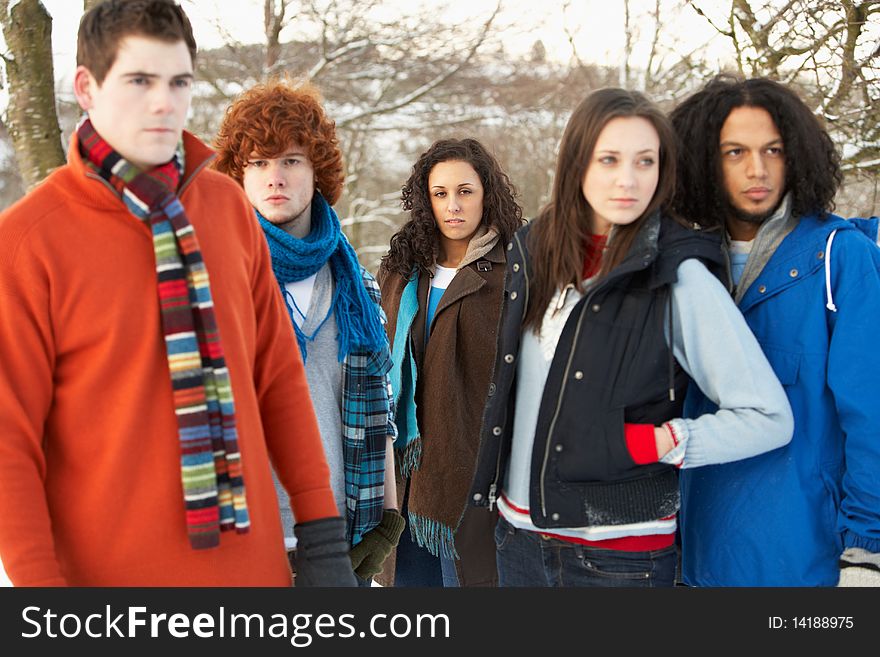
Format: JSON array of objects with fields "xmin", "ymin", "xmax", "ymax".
[{"xmin": 681, "ymin": 212, "xmax": 880, "ymax": 586}]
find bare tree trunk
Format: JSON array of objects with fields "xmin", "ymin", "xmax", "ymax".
[
  {"xmin": 621, "ymin": 0, "xmax": 632, "ymax": 87},
  {"xmin": 1, "ymin": 0, "xmax": 65, "ymax": 189},
  {"xmin": 264, "ymin": 0, "xmax": 289, "ymax": 74}
]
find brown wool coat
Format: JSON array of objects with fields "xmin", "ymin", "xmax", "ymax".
[{"xmin": 376, "ymin": 239, "xmax": 506, "ymax": 587}]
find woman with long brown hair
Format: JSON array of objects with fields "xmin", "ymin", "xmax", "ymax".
[
  {"xmin": 470, "ymin": 88, "xmax": 793, "ymax": 587},
  {"xmin": 378, "ymin": 138, "xmax": 522, "ymax": 587}
]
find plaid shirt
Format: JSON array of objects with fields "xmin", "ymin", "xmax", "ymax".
[{"xmin": 343, "ymin": 267, "xmax": 396, "ymax": 546}]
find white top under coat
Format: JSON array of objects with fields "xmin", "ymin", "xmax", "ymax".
[{"xmin": 501, "ymin": 258, "xmax": 793, "ymax": 541}]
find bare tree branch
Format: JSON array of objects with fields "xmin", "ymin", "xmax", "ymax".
[
  {"xmin": 689, "ymin": 1, "xmax": 735, "ymax": 37},
  {"xmin": 335, "ymin": 0, "xmax": 502, "ymax": 127}
]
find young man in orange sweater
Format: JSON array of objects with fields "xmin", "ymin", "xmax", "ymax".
[{"xmin": 0, "ymin": 0, "xmax": 355, "ymax": 587}]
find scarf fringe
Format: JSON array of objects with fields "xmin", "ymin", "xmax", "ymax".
[
  {"xmin": 398, "ymin": 437, "xmax": 422, "ymax": 478},
  {"xmin": 334, "ymin": 259, "xmax": 390, "ymax": 360},
  {"xmin": 408, "ymin": 511, "xmax": 459, "ymax": 560}
]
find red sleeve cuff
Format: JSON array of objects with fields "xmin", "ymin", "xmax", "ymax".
[{"xmin": 625, "ymin": 423, "xmax": 658, "ymax": 465}]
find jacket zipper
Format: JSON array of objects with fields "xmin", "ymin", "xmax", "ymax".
[
  {"xmin": 538, "ymin": 287, "xmax": 594, "ymax": 517},
  {"xmin": 488, "ymin": 234, "xmax": 529, "ymax": 511}
]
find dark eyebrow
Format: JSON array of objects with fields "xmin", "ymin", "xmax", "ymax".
[
  {"xmin": 121, "ymin": 72, "xmax": 194, "ymax": 80},
  {"xmin": 595, "ymin": 149, "xmax": 657, "ymax": 154},
  {"xmin": 720, "ymin": 138, "xmax": 783, "ymax": 149},
  {"xmin": 430, "ymin": 182, "xmax": 476, "ymax": 189}
]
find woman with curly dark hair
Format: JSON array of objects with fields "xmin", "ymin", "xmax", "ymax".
[{"xmin": 377, "ymin": 138, "xmax": 523, "ymax": 587}]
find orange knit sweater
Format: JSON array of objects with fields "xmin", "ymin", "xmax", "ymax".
[{"xmin": 0, "ymin": 132, "xmax": 337, "ymax": 586}]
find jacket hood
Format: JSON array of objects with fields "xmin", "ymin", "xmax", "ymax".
[
  {"xmin": 649, "ymin": 212, "xmax": 725, "ymax": 288},
  {"xmin": 849, "ymin": 216, "xmax": 879, "ymax": 242}
]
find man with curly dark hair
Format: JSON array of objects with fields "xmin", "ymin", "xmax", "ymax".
[
  {"xmin": 671, "ymin": 75, "xmax": 880, "ymax": 587},
  {"xmin": 213, "ymin": 79, "xmax": 403, "ymax": 586}
]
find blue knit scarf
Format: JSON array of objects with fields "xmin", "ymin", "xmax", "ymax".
[{"xmin": 257, "ymin": 192, "xmax": 386, "ymax": 361}]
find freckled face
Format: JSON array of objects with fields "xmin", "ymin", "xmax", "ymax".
[{"xmin": 242, "ymin": 145, "xmax": 315, "ymax": 227}]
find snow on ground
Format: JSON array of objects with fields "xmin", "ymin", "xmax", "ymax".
[{"xmin": 1, "ymin": 557, "xmax": 10, "ymax": 586}]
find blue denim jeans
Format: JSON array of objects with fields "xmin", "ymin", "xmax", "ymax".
[
  {"xmin": 495, "ymin": 517, "xmax": 677, "ymax": 587},
  {"xmin": 440, "ymin": 554, "xmax": 460, "ymax": 587}
]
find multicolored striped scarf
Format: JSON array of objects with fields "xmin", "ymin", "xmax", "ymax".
[{"xmin": 77, "ymin": 118, "xmax": 250, "ymax": 549}]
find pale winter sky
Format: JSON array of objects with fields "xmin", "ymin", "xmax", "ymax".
[
  {"xmin": 1, "ymin": 0, "xmax": 732, "ymax": 110},
  {"xmin": 0, "ymin": 0, "xmax": 729, "ymax": 587}
]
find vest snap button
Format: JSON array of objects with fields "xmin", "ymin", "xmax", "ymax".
[
  {"xmin": 513, "ymin": 263, "xmax": 520, "ymax": 272},
  {"xmin": 555, "ymin": 444, "xmax": 563, "ymax": 452},
  {"xmin": 758, "ymin": 285, "xmax": 767, "ymax": 293},
  {"xmin": 507, "ymin": 242, "xmax": 513, "ymax": 251},
  {"xmin": 817, "ymin": 251, "xmax": 824, "ymax": 259},
  {"xmin": 591, "ymin": 304, "xmax": 600, "ymax": 312},
  {"xmin": 574, "ymin": 371, "xmax": 583, "ymax": 380},
  {"xmin": 789, "ymin": 268, "xmax": 798, "ymax": 277},
  {"xmin": 510, "ymin": 291, "xmax": 518, "ymax": 300},
  {"xmin": 492, "ymin": 426, "xmax": 502, "ymax": 436},
  {"xmin": 504, "ymin": 354, "xmax": 514, "ymax": 363},
  {"xmin": 551, "ymin": 513, "xmax": 560, "ymax": 521},
  {"xmin": 488, "ymin": 382, "xmax": 496, "ymax": 396},
  {"xmin": 473, "ymin": 493, "xmax": 483, "ymax": 502}
]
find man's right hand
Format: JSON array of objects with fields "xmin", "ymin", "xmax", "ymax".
[{"xmin": 293, "ymin": 517, "xmax": 358, "ymax": 587}]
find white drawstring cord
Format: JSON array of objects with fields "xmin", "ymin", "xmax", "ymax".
[{"xmin": 825, "ymin": 229, "xmax": 838, "ymax": 312}]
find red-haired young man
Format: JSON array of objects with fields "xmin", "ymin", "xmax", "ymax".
[{"xmin": 213, "ymin": 79, "xmax": 403, "ymax": 586}]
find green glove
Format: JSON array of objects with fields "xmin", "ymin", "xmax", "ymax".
[{"xmin": 349, "ymin": 509, "xmax": 406, "ymax": 580}]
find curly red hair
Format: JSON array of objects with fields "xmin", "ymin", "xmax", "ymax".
[{"xmin": 212, "ymin": 79, "xmax": 344, "ymax": 204}]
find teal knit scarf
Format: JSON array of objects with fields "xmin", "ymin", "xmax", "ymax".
[
  {"xmin": 388, "ymin": 274, "xmax": 421, "ymax": 475},
  {"xmin": 257, "ymin": 192, "xmax": 386, "ymax": 361}
]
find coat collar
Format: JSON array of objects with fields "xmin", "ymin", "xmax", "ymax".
[
  {"xmin": 416, "ymin": 238, "xmax": 505, "ymax": 345},
  {"xmin": 65, "ymin": 130, "xmax": 216, "ymax": 210},
  {"xmin": 738, "ymin": 213, "xmax": 852, "ymax": 312}
]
